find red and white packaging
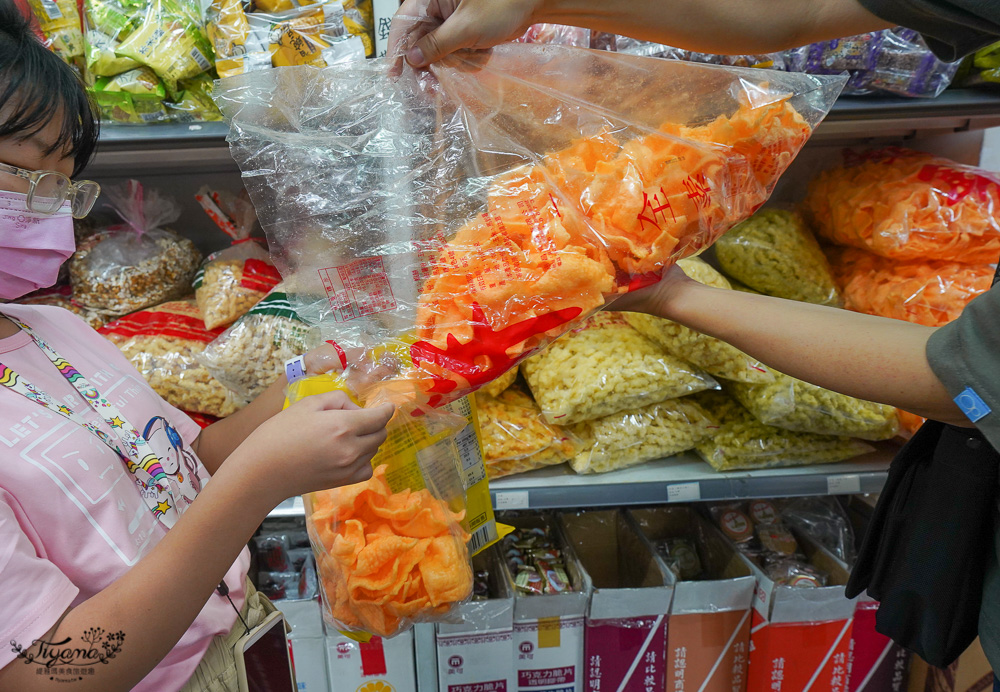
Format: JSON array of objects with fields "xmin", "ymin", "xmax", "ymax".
[
  {"xmin": 629, "ymin": 507, "xmax": 756, "ymax": 692},
  {"xmin": 559, "ymin": 510, "xmax": 674, "ymax": 692},
  {"xmin": 717, "ymin": 519, "xmax": 856, "ymax": 692},
  {"xmin": 324, "ymin": 625, "xmax": 416, "ymax": 692},
  {"xmin": 437, "ymin": 546, "xmax": 516, "ymax": 692},
  {"xmin": 502, "ymin": 513, "xmax": 590, "ymax": 692},
  {"xmin": 849, "ymin": 598, "xmax": 911, "ymax": 692}
]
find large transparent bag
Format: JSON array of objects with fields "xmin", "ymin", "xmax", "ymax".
[{"xmin": 214, "ymin": 45, "xmax": 840, "ymax": 412}]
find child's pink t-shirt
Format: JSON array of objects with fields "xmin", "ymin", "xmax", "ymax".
[{"xmin": 0, "ymin": 304, "xmax": 251, "ymax": 691}]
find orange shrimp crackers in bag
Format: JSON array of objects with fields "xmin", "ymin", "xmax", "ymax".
[{"xmin": 216, "ymin": 45, "xmax": 841, "ymax": 411}]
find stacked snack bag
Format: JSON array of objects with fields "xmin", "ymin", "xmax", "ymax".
[{"xmin": 804, "ymin": 147, "xmax": 1000, "ymax": 433}]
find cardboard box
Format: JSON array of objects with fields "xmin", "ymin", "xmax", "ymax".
[
  {"xmin": 279, "ymin": 597, "xmax": 329, "ymax": 692},
  {"xmin": 500, "ymin": 512, "xmax": 590, "ymax": 692},
  {"xmin": 437, "ymin": 546, "xmax": 516, "ymax": 692},
  {"xmin": 629, "ymin": 507, "xmax": 756, "ymax": 692},
  {"xmin": 559, "ymin": 509, "xmax": 675, "ymax": 692},
  {"xmin": 324, "ymin": 626, "xmax": 416, "ymax": 692},
  {"xmin": 907, "ymin": 639, "xmax": 994, "ymax": 692},
  {"xmin": 710, "ymin": 505, "xmax": 856, "ymax": 692}
]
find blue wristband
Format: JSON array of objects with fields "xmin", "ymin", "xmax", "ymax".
[{"xmin": 284, "ymin": 355, "xmax": 307, "ymax": 383}]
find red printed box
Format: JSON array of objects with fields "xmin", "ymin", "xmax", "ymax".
[
  {"xmin": 559, "ymin": 510, "xmax": 674, "ymax": 692},
  {"xmin": 629, "ymin": 507, "xmax": 756, "ymax": 692}
]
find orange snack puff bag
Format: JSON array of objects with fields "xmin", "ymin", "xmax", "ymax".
[
  {"xmin": 286, "ymin": 375, "xmax": 498, "ymax": 638},
  {"xmin": 804, "ymin": 147, "xmax": 1000, "ymax": 263},
  {"xmin": 216, "ymin": 45, "xmax": 841, "ymax": 410}
]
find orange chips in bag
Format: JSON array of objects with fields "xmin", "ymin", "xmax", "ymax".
[
  {"xmin": 308, "ymin": 465, "xmax": 473, "ymax": 637},
  {"xmin": 827, "ymin": 247, "xmax": 994, "ymax": 327},
  {"xmin": 805, "ymin": 148, "xmax": 1000, "ymax": 263}
]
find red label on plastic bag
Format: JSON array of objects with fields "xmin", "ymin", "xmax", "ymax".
[
  {"xmin": 747, "ymin": 610, "xmax": 853, "ymax": 692},
  {"xmin": 98, "ymin": 306, "xmax": 225, "ymax": 344},
  {"xmin": 318, "ymin": 257, "xmax": 397, "ymax": 322},
  {"xmin": 517, "ymin": 666, "xmax": 575, "ymax": 687},
  {"xmin": 240, "ymin": 259, "xmax": 282, "ymax": 293},
  {"xmin": 359, "ymin": 637, "xmax": 388, "ymax": 677},
  {"xmin": 916, "ymin": 164, "xmax": 1000, "ymax": 206}
]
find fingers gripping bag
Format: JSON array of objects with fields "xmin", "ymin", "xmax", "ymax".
[
  {"xmin": 624, "ymin": 257, "xmax": 774, "ymax": 383},
  {"xmin": 476, "ymin": 384, "xmax": 579, "ymax": 479},
  {"xmin": 198, "ymin": 283, "xmax": 317, "ymax": 400},
  {"xmin": 212, "ymin": 45, "xmax": 841, "ymax": 413},
  {"xmin": 521, "ymin": 311, "xmax": 717, "ymax": 425},
  {"xmin": 804, "ymin": 147, "xmax": 1000, "ymax": 263},
  {"xmin": 69, "ymin": 180, "xmax": 202, "ymax": 315},
  {"xmin": 284, "ymin": 375, "xmax": 503, "ymax": 638},
  {"xmin": 193, "ymin": 186, "xmax": 281, "ymax": 329}
]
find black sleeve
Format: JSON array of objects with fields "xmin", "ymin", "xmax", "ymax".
[{"xmin": 856, "ymin": 0, "xmax": 1000, "ymax": 60}]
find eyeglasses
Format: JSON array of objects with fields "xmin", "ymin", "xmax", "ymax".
[{"xmin": 0, "ymin": 162, "xmax": 100, "ymax": 219}]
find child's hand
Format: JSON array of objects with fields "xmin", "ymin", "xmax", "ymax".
[
  {"xmin": 609, "ymin": 263, "xmax": 696, "ymax": 317},
  {"xmin": 237, "ymin": 391, "xmax": 395, "ymax": 502},
  {"xmin": 302, "ymin": 342, "xmax": 399, "ymax": 398}
]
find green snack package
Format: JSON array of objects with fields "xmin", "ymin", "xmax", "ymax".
[
  {"xmin": 165, "ymin": 73, "xmax": 222, "ymax": 122},
  {"xmin": 84, "ymin": 0, "xmax": 141, "ymax": 76},
  {"xmin": 28, "ymin": 0, "xmax": 85, "ymax": 64}
]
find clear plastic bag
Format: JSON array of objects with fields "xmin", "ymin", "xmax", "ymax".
[
  {"xmin": 826, "ymin": 246, "xmax": 994, "ymax": 328},
  {"xmin": 83, "ymin": 0, "xmax": 140, "ymax": 78},
  {"xmin": 115, "ymin": 0, "xmax": 214, "ymax": 96},
  {"xmin": 98, "ymin": 300, "xmax": 245, "ymax": 417},
  {"xmin": 208, "ymin": 0, "xmax": 365, "ymax": 79},
  {"xmin": 613, "ymin": 35, "xmax": 785, "ymax": 69},
  {"xmin": 780, "ymin": 496, "xmax": 857, "ymax": 565},
  {"xmin": 804, "ymin": 147, "xmax": 1000, "ymax": 264},
  {"xmin": 194, "ymin": 186, "xmax": 280, "ymax": 329},
  {"xmin": 92, "ymin": 66, "xmax": 172, "ymax": 125},
  {"xmin": 714, "ymin": 208, "xmax": 842, "ymax": 307},
  {"xmin": 501, "ymin": 523, "xmax": 577, "ymax": 595},
  {"xmin": 516, "ymin": 24, "xmax": 590, "ymax": 47},
  {"xmin": 213, "ymin": 46, "xmax": 840, "ymax": 411},
  {"xmin": 783, "ymin": 28, "xmax": 960, "ymax": 98},
  {"xmin": 693, "ymin": 391, "xmax": 874, "ymax": 471},
  {"xmin": 199, "ymin": 284, "xmax": 316, "ymax": 400},
  {"xmin": 69, "ymin": 181, "xmax": 202, "ymax": 315},
  {"xmin": 479, "ymin": 365, "xmax": 517, "ymax": 398},
  {"xmin": 521, "ymin": 312, "xmax": 717, "ymax": 425},
  {"xmin": 290, "ymin": 376, "xmax": 486, "ymax": 638},
  {"xmin": 624, "ymin": 257, "xmax": 773, "ymax": 383},
  {"xmin": 724, "ymin": 372, "xmax": 898, "ymax": 440},
  {"xmin": 27, "ymin": 0, "xmax": 85, "ymax": 67},
  {"xmin": 569, "ymin": 396, "xmax": 717, "ymax": 474},
  {"xmin": 476, "ymin": 385, "xmax": 578, "ymax": 479},
  {"xmin": 19, "ymin": 285, "xmax": 110, "ymax": 330}
]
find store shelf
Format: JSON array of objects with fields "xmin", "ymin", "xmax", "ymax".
[
  {"xmin": 266, "ymin": 443, "xmax": 896, "ymax": 518},
  {"xmin": 90, "ymin": 89, "xmax": 1000, "ymax": 173}
]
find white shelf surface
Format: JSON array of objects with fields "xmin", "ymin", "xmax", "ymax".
[{"xmin": 266, "ymin": 443, "xmax": 896, "ymax": 518}]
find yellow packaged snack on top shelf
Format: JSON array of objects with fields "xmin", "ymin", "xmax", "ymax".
[{"xmin": 28, "ymin": 0, "xmax": 85, "ymax": 65}]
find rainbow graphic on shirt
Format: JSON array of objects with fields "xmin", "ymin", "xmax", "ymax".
[
  {"xmin": 0, "ymin": 364, "xmax": 18, "ymax": 387},
  {"xmin": 127, "ymin": 453, "xmax": 169, "ymax": 485}
]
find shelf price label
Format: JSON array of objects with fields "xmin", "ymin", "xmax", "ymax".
[
  {"xmin": 827, "ymin": 474, "xmax": 862, "ymax": 495},
  {"xmin": 494, "ymin": 491, "xmax": 530, "ymax": 510},
  {"xmin": 667, "ymin": 482, "xmax": 701, "ymax": 503}
]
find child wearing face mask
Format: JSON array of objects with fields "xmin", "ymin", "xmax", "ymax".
[{"xmin": 0, "ymin": 4, "xmax": 395, "ymax": 691}]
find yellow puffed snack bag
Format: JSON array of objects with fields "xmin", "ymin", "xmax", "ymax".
[
  {"xmin": 83, "ymin": 0, "xmax": 140, "ymax": 77},
  {"xmin": 28, "ymin": 0, "xmax": 85, "ymax": 64},
  {"xmin": 521, "ymin": 312, "xmax": 717, "ymax": 426}
]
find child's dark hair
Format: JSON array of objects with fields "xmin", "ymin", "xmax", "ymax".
[{"xmin": 0, "ymin": 0, "xmax": 100, "ymax": 177}]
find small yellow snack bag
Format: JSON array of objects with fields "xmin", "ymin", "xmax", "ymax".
[
  {"xmin": 28, "ymin": 0, "xmax": 85, "ymax": 64},
  {"xmin": 477, "ymin": 386, "xmax": 578, "ymax": 479},
  {"xmin": 522, "ymin": 312, "xmax": 717, "ymax": 426}
]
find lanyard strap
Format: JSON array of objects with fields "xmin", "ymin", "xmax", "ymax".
[{"xmin": 0, "ymin": 314, "xmax": 180, "ymax": 526}]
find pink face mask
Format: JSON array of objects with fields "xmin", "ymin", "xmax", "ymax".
[{"xmin": 0, "ymin": 190, "xmax": 76, "ymax": 300}]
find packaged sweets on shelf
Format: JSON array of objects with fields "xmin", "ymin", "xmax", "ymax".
[
  {"xmin": 83, "ymin": 0, "xmax": 140, "ymax": 78},
  {"xmin": 521, "ymin": 312, "xmax": 717, "ymax": 425},
  {"xmin": 624, "ymin": 257, "xmax": 773, "ymax": 384},
  {"xmin": 783, "ymin": 27, "xmax": 960, "ymax": 98},
  {"xmin": 28, "ymin": 0, "xmax": 85, "ymax": 67},
  {"xmin": 70, "ymin": 181, "xmax": 202, "ymax": 315},
  {"xmin": 568, "ymin": 396, "xmax": 717, "ymax": 474},
  {"xmin": 614, "ymin": 35, "xmax": 785, "ymax": 69},
  {"xmin": 780, "ymin": 496, "xmax": 857, "ymax": 565},
  {"xmin": 826, "ymin": 246, "xmax": 994, "ymax": 327},
  {"xmin": 693, "ymin": 391, "xmax": 874, "ymax": 471},
  {"xmin": 193, "ymin": 186, "xmax": 279, "ymax": 329},
  {"xmin": 804, "ymin": 147, "xmax": 1000, "ymax": 264},
  {"xmin": 91, "ymin": 66, "xmax": 172, "ymax": 125},
  {"xmin": 114, "ymin": 0, "xmax": 214, "ymax": 96},
  {"xmin": 655, "ymin": 536, "xmax": 703, "ymax": 581},
  {"xmin": 214, "ymin": 46, "xmax": 840, "ymax": 412},
  {"xmin": 724, "ymin": 371, "xmax": 899, "ymax": 440},
  {"xmin": 476, "ymin": 385, "xmax": 579, "ymax": 479},
  {"xmin": 714, "ymin": 208, "xmax": 842, "ymax": 307},
  {"xmin": 479, "ymin": 365, "xmax": 517, "ymax": 398},
  {"xmin": 502, "ymin": 524, "xmax": 576, "ymax": 596},
  {"xmin": 199, "ymin": 285, "xmax": 315, "ymax": 401},
  {"xmin": 99, "ymin": 300, "xmax": 245, "ymax": 417}
]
